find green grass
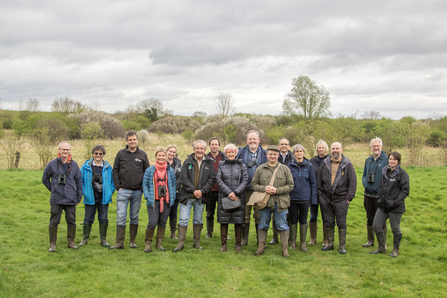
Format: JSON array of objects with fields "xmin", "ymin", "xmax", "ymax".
[{"xmin": 1, "ymin": 167, "xmax": 446, "ymax": 297}]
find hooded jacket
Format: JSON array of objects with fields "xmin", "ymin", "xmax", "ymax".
[
  {"xmin": 317, "ymin": 155, "xmax": 357, "ymax": 203},
  {"xmin": 237, "ymin": 145, "xmax": 268, "ymax": 190},
  {"xmin": 81, "ymin": 159, "xmax": 115, "ymax": 205},
  {"xmin": 288, "ymin": 158, "xmax": 318, "ymax": 205},
  {"xmin": 177, "ymin": 153, "xmax": 216, "ymax": 205},
  {"xmin": 362, "ymin": 151, "xmax": 389, "ymax": 196},
  {"xmin": 216, "ymin": 158, "xmax": 248, "ymax": 224},
  {"xmin": 377, "ymin": 164, "xmax": 409, "ymax": 213},
  {"xmin": 42, "ymin": 157, "xmax": 82, "ymax": 205}
]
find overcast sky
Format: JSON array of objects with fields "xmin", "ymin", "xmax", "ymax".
[{"xmin": 1, "ymin": 0, "xmax": 446, "ymax": 119}]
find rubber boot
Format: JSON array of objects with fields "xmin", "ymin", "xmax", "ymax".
[
  {"xmin": 321, "ymin": 227, "xmax": 334, "ymax": 251},
  {"xmin": 308, "ymin": 221, "xmax": 317, "ymax": 245},
  {"xmin": 99, "ymin": 222, "xmax": 110, "ymax": 247},
  {"xmin": 220, "ymin": 224, "xmax": 228, "ymax": 252},
  {"xmin": 362, "ymin": 226, "xmax": 375, "ymax": 247},
  {"xmin": 254, "ymin": 229, "xmax": 267, "ymax": 256},
  {"xmin": 279, "ymin": 230, "xmax": 290, "ymax": 257},
  {"xmin": 370, "ymin": 231, "xmax": 387, "ymax": 254},
  {"xmin": 289, "ymin": 224, "xmax": 297, "ymax": 250},
  {"xmin": 322, "ymin": 224, "xmax": 328, "ymax": 247},
  {"xmin": 78, "ymin": 224, "xmax": 92, "ymax": 247},
  {"xmin": 155, "ymin": 226, "xmax": 166, "ymax": 251},
  {"xmin": 170, "ymin": 217, "xmax": 177, "ymax": 239},
  {"xmin": 206, "ymin": 218, "xmax": 213, "ymax": 238},
  {"xmin": 389, "ymin": 233, "xmax": 402, "ymax": 258},
  {"xmin": 173, "ymin": 225, "xmax": 187, "ymax": 252},
  {"xmin": 109, "ymin": 225, "xmax": 126, "ymax": 249},
  {"xmin": 193, "ymin": 224, "xmax": 203, "ymax": 250},
  {"xmin": 144, "ymin": 229, "xmax": 155, "ymax": 253},
  {"xmin": 234, "ymin": 224, "xmax": 242, "ymax": 252},
  {"xmin": 49, "ymin": 226, "xmax": 57, "ymax": 252},
  {"xmin": 241, "ymin": 223, "xmax": 250, "ymax": 246},
  {"xmin": 255, "ymin": 223, "xmax": 267, "ymax": 248},
  {"xmin": 129, "ymin": 224, "xmax": 138, "ymax": 248},
  {"xmin": 67, "ymin": 225, "xmax": 78, "ymax": 250},
  {"xmin": 268, "ymin": 218, "xmax": 279, "ymax": 244},
  {"xmin": 339, "ymin": 228, "xmax": 347, "ymax": 254},
  {"xmin": 300, "ymin": 224, "xmax": 308, "ymax": 252}
]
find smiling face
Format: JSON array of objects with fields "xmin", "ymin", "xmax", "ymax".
[
  {"xmin": 247, "ymin": 132, "xmax": 260, "ymax": 152},
  {"xmin": 267, "ymin": 150, "xmax": 279, "ymax": 165},
  {"xmin": 317, "ymin": 144, "xmax": 327, "ymax": 157},
  {"xmin": 279, "ymin": 139, "xmax": 290, "ymax": 154},
  {"xmin": 156, "ymin": 151, "xmax": 166, "ymax": 164},
  {"xmin": 226, "ymin": 149, "xmax": 237, "ymax": 160},
  {"xmin": 167, "ymin": 147, "xmax": 176, "ymax": 161},
  {"xmin": 126, "ymin": 134, "xmax": 138, "ymax": 151},
  {"xmin": 331, "ymin": 142, "xmax": 342, "ymax": 160},
  {"xmin": 294, "ymin": 148, "xmax": 304, "ymax": 161},
  {"xmin": 93, "ymin": 150, "xmax": 104, "ymax": 163},
  {"xmin": 210, "ymin": 139, "xmax": 220, "ymax": 154},
  {"xmin": 58, "ymin": 143, "xmax": 71, "ymax": 161},
  {"xmin": 388, "ymin": 155, "xmax": 399, "ymax": 169},
  {"xmin": 371, "ymin": 141, "xmax": 382, "ymax": 158},
  {"xmin": 194, "ymin": 143, "xmax": 205, "ymax": 161}
]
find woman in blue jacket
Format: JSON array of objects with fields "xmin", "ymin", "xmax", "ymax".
[
  {"xmin": 142, "ymin": 147, "xmax": 176, "ymax": 253},
  {"xmin": 79, "ymin": 145, "xmax": 115, "ymax": 248},
  {"xmin": 287, "ymin": 144, "xmax": 318, "ymax": 252}
]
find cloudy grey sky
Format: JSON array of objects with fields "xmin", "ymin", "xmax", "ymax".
[{"xmin": 1, "ymin": 0, "xmax": 446, "ymax": 119}]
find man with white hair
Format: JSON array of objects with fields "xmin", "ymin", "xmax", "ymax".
[
  {"xmin": 361, "ymin": 137, "xmax": 388, "ymax": 248},
  {"xmin": 173, "ymin": 140, "xmax": 216, "ymax": 252},
  {"xmin": 317, "ymin": 142, "xmax": 357, "ymax": 254}
]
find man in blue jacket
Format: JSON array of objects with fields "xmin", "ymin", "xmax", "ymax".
[
  {"xmin": 362, "ymin": 137, "xmax": 388, "ymax": 248},
  {"xmin": 237, "ymin": 130, "xmax": 267, "ymax": 246},
  {"xmin": 42, "ymin": 141, "xmax": 82, "ymax": 252}
]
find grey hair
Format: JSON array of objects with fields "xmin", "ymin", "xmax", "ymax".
[
  {"xmin": 314, "ymin": 140, "xmax": 329, "ymax": 156},
  {"xmin": 58, "ymin": 141, "xmax": 71, "ymax": 150},
  {"xmin": 224, "ymin": 143, "xmax": 238, "ymax": 152},
  {"xmin": 247, "ymin": 130, "xmax": 260, "ymax": 139},
  {"xmin": 370, "ymin": 137, "xmax": 383, "ymax": 147},
  {"xmin": 193, "ymin": 139, "xmax": 207, "ymax": 150},
  {"xmin": 91, "ymin": 144, "xmax": 106, "ymax": 155},
  {"xmin": 292, "ymin": 144, "xmax": 306, "ymax": 154}
]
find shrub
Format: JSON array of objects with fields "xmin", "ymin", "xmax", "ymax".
[
  {"xmin": 1, "ymin": 131, "xmax": 22, "ymax": 168},
  {"xmin": 181, "ymin": 128, "xmax": 194, "ymax": 140},
  {"xmin": 138, "ymin": 129, "xmax": 150, "ymax": 150},
  {"xmin": 69, "ymin": 111, "xmax": 125, "ymax": 139},
  {"xmin": 427, "ymin": 129, "xmax": 446, "ymax": 147},
  {"xmin": 148, "ymin": 116, "xmax": 201, "ymax": 134}
]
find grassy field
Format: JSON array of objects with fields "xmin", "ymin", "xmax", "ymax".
[{"xmin": 1, "ymin": 165, "xmax": 446, "ymax": 297}]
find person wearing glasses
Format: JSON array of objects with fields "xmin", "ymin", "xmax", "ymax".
[{"xmin": 78, "ymin": 145, "xmax": 115, "ymax": 248}]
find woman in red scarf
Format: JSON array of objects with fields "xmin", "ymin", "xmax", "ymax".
[{"xmin": 142, "ymin": 148, "xmax": 177, "ymax": 253}]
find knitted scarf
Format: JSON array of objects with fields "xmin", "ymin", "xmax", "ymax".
[{"xmin": 154, "ymin": 162, "xmax": 169, "ymax": 213}]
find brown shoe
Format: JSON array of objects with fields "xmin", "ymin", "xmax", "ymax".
[
  {"xmin": 234, "ymin": 224, "xmax": 242, "ymax": 252},
  {"xmin": 279, "ymin": 230, "xmax": 290, "ymax": 257},
  {"xmin": 67, "ymin": 225, "xmax": 78, "ymax": 250},
  {"xmin": 173, "ymin": 225, "xmax": 187, "ymax": 252},
  {"xmin": 308, "ymin": 221, "xmax": 317, "ymax": 245},
  {"xmin": 220, "ymin": 224, "xmax": 228, "ymax": 252},
  {"xmin": 155, "ymin": 226, "xmax": 166, "ymax": 251},
  {"xmin": 321, "ymin": 227, "xmax": 334, "ymax": 251},
  {"xmin": 254, "ymin": 229, "xmax": 267, "ymax": 256},
  {"xmin": 300, "ymin": 224, "xmax": 308, "ymax": 252},
  {"xmin": 362, "ymin": 226, "xmax": 375, "ymax": 247},
  {"xmin": 170, "ymin": 217, "xmax": 177, "ymax": 239},
  {"xmin": 144, "ymin": 229, "xmax": 155, "ymax": 253},
  {"xmin": 109, "ymin": 225, "xmax": 126, "ymax": 250},
  {"xmin": 129, "ymin": 224, "xmax": 138, "ymax": 248},
  {"xmin": 193, "ymin": 224, "xmax": 203, "ymax": 250},
  {"xmin": 289, "ymin": 224, "xmax": 297, "ymax": 250}
]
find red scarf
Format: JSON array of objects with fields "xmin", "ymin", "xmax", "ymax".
[
  {"xmin": 154, "ymin": 162, "xmax": 169, "ymax": 213},
  {"xmin": 57, "ymin": 153, "xmax": 72, "ymax": 170}
]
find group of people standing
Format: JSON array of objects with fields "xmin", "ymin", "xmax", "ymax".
[{"xmin": 42, "ymin": 130, "xmax": 409, "ymax": 258}]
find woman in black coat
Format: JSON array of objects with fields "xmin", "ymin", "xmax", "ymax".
[
  {"xmin": 216, "ymin": 143, "xmax": 248, "ymax": 252},
  {"xmin": 371, "ymin": 152, "xmax": 410, "ymax": 257}
]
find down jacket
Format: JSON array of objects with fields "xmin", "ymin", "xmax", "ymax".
[
  {"xmin": 377, "ymin": 164, "xmax": 409, "ymax": 213},
  {"xmin": 317, "ymin": 155, "xmax": 357, "ymax": 203},
  {"xmin": 142, "ymin": 165, "xmax": 177, "ymax": 209},
  {"xmin": 81, "ymin": 159, "xmax": 115, "ymax": 205},
  {"xmin": 216, "ymin": 158, "xmax": 249, "ymax": 224},
  {"xmin": 288, "ymin": 158, "xmax": 318, "ymax": 205},
  {"xmin": 177, "ymin": 154, "xmax": 216, "ymax": 205}
]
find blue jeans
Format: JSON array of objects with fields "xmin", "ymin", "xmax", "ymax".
[
  {"xmin": 116, "ymin": 189, "xmax": 142, "ymax": 226},
  {"xmin": 84, "ymin": 203, "xmax": 109, "ymax": 225},
  {"xmin": 259, "ymin": 203, "xmax": 289, "ymax": 231},
  {"xmin": 178, "ymin": 198, "xmax": 205, "ymax": 227}
]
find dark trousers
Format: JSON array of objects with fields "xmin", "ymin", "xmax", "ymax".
[
  {"xmin": 320, "ymin": 199, "xmax": 349, "ymax": 229},
  {"xmin": 83, "ymin": 202, "xmax": 109, "ymax": 225},
  {"xmin": 288, "ymin": 202, "xmax": 310, "ymax": 225},
  {"xmin": 169, "ymin": 198, "xmax": 180, "ymax": 219},
  {"xmin": 373, "ymin": 208, "xmax": 403, "ymax": 235},
  {"xmin": 364, "ymin": 194, "xmax": 379, "ymax": 226},
  {"xmin": 309, "ymin": 204, "xmax": 319, "ymax": 222},
  {"xmin": 49, "ymin": 204, "xmax": 76, "ymax": 227},
  {"xmin": 206, "ymin": 191, "xmax": 219, "ymax": 220},
  {"xmin": 147, "ymin": 201, "xmax": 171, "ymax": 230},
  {"xmin": 244, "ymin": 190, "xmax": 260, "ymax": 224}
]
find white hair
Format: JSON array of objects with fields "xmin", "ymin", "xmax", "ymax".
[
  {"xmin": 370, "ymin": 137, "xmax": 383, "ymax": 147},
  {"xmin": 193, "ymin": 139, "xmax": 207, "ymax": 150}
]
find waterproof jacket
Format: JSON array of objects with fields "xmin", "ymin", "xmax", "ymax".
[
  {"xmin": 207, "ymin": 150, "xmax": 226, "ymax": 191},
  {"xmin": 42, "ymin": 157, "xmax": 82, "ymax": 205},
  {"xmin": 317, "ymin": 155, "xmax": 357, "ymax": 203},
  {"xmin": 288, "ymin": 158, "xmax": 318, "ymax": 205},
  {"xmin": 251, "ymin": 162, "xmax": 294, "ymax": 212},
  {"xmin": 362, "ymin": 151, "xmax": 388, "ymax": 196},
  {"xmin": 278, "ymin": 150, "xmax": 293, "ymax": 165},
  {"xmin": 168, "ymin": 157, "xmax": 182, "ymax": 191},
  {"xmin": 216, "ymin": 158, "xmax": 248, "ymax": 224},
  {"xmin": 237, "ymin": 145, "xmax": 268, "ymax": 190},
  {"xmin": 377, "ymin": 165, "xmax": 409, "ymax": 213},
  {"xmin": 81, "ymin": 159, "xmax": 115, "ymax": 205},
  {"xmin": 309, "ymin": 154, "xmax": 329, "ymax": 179},
  {"xmin": 142, "ymin": 165, "xmax": 177, "ymax": 209},
  {"xmin": 113, "ymin": 146, "xmax": 150, "ymax": 191},
  {"xmin": 177, "ymin": 154, "xmax": 216, "ymax": 205}
]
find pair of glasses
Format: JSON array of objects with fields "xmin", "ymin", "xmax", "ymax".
[{"xmin": 94, "ymin": 152, "xmax": 103, "ymax": 156}]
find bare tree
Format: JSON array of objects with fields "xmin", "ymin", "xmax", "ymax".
[
  {"xmin": 51, "ymin": 97, "xmax": 84, "ymax": 113},
  {"xmin": 282, "ymin": 75, "xmax": 331, "ymax": 119},
  {"xmin": 429, "ymin": 112, "xmax": 444, "ymax": 121},
  {"xmin": 25, "ymin": 98, "xmax": 40, "ymax": 112},
  {"xmin": 361, "ymin": 110, "xmax": 382, "ymax": 120},
  {"xmin": 215, "ymin": 91, "xmax": 236, "ymax": 118}
]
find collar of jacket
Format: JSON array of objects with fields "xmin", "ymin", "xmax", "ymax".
[
  {"xmin": 85, "ymin": 159, "xmax": 109, "ymax": 170},
  {"xmin": 207, "ymin": 150, "xmax": 226, "ymax": 161},
  {"xmin": 382, "ymin": 164, "xmax": 400, "ymax": 179},
  {"xmin": 185, "ymin": 153, "xmax": 212, "ymax": 165},
  {"xmin": 220, "ymin": 158, "xmax": 243, "ymax": 165},
  {"xmin": 289, "ymin": 157, "xmax": 309, "ymax": 167},
  {"xmin": 371, "ymin": 151, "xmax": 387, "ymax": 161},
  {"xmin": 125, "ymin": 145, "xmax": 140, "ymax": 153},
  {"xmin": 324, "ymin": 154, "xmax": 350, "ymax": 170}
]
